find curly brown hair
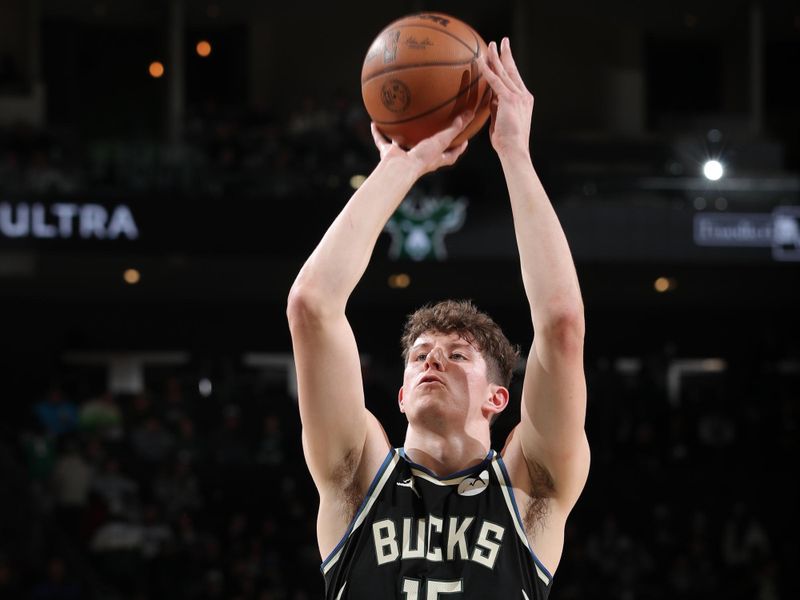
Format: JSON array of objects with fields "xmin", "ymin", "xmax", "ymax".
[{"xmin": 401, "ymin": 299, "xmax": 520, "ymax": 387}]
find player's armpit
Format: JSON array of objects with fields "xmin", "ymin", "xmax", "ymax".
[
  {"xmin": 287, "ymin": 293, "xmax": 377, "ymax": 488},
  {"xmin": 515, "ymin": 323, "xmax": 590, "ymax": 512}
]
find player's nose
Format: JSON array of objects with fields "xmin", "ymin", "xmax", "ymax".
[{"xmin": 424, "ymin": 347, "xmax": 446, "ymax": 370}]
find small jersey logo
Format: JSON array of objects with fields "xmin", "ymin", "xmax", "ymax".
[
  {"xmin": 396, "ymin": 477, "xmax": 421, "ymax": 498},
  {"xmin": 457, "ymin": 470, "xmax": 489, "ymax": 496}
]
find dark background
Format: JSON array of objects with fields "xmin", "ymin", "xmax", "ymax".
[{"xmin": 1, "ymin": 1, "xmax": 798, "ymax": 599}]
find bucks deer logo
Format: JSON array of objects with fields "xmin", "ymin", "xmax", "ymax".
[{"xmin": 384, "ymin": 195, "xmax": 468, "ymax": 261}]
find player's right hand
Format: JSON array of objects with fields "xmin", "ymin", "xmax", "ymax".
[{"xmin": 370, "ymin": 110, "xmax": 473, "ymax": 177}]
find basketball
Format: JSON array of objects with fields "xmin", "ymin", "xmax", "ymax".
[{"xmin": 361, "ymin": 13, "xmax": 492, "ymax": 149}]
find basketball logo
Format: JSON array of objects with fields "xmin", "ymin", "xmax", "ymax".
[
  {"xmin": 383, "ymin": 30, "xmax": 400, "ymax": 63},
  {"xmin": 381, "ymin": 79, "xmax": 411, "ymax": 113}
]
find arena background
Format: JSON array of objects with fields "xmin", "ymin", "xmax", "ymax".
[{"xmin": 1, "ymin": 0, "xmax": 798, "ymax": 598}]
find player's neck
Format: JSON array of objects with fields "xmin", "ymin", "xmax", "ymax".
[{"xmin": 402, "ymin": 426, "xmax": 490, "ymax": 477}]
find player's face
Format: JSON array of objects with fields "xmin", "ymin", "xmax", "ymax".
[{"xmin": 399, "ymin": 331, "xmax": 496, "ymax": 425}]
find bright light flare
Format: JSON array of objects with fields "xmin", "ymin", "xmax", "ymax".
[
  {"xmin": 149, "ymin": 61, "xmax": 165, "ymax": 78},
  {"xmin": 196, "ymin": 40, "xmax": 212, "ymax": 57},
  {"xmin": 654, "ymin": 277, "xmax": 676, "ymax": 293},
  {"xmin": 703, "ymin": 160, "xmax": 724, "ymax": 181},
  {"xmin": 198, "ymin": 378, "xmax": 213, "ymax": 397},
  {"xmin": 123, "ymin": 268, "xmax": 141, "ymax": 285},
  {"xmin": 388, "ymin": 273, "xmax": 411, "ymax": 289},
  {"xmin": 350, "ymin": 174, "xmax": 366, "ymax": 189}
]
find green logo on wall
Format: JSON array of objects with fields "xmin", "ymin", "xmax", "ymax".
[{"xmin": 384, "ymin": 195, "xmax": 467, "ymax": 261}]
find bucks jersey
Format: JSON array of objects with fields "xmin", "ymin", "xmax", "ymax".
[{"xmin": 321, "ymin": 448, "xmax": 553, "ymax": 599}]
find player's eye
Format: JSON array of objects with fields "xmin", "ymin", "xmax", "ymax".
[
  {"xmin": 415, "ymin": 353, "xmax": 428, "ymax": 361},
  {"xmin": 450, "ymin": 353, "xmax": 466, "ymax": 360}
]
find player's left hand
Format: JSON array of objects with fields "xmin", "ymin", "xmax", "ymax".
[{"xmin": 479, "ymin": 37, "xmax": 534, "ymax": 158}]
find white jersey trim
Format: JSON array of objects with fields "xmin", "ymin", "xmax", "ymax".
[
  {"xmin": 492, "ymin": 455, "xmax": 553, "ymax": 587},
  {"xmin": 400, "ymin": 447, "xmax": 495, "ymax": 486},
  {"xmin": 409, "ymin": 467, "xmax": 483, "ymax": 486},
  {"xmin": 321, "ymin": 449, "xmax": 400, "ymax": 575}
]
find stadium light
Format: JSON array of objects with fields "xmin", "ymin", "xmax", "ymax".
[
  {"xmin": 350, "ymin": 174, "xmax": 366, "ymax": 189},
  {"xmin": 123, "ymin": 268, "xmax": 141, "ymax": 284},
  {"xmin": 388, "ymin": 273, "xmax": 411, "ymax": 288},
  {"xmin": 654, "ymin": 277, "xmax": 676, "ymax": 293},
  {"xmin": 149, "ymin": 61, "xmax": 165, "ymax": 78},
  {"xmin": 196, "ymin": 40, "xmax": 212, "ymax": 57},
  {"xmin": 703, "ymin": 160, "xmax": 724, "ymax": 181}
]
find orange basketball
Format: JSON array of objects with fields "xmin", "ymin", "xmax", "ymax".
[{"xmin": 361, "ymin": 13, "xmax": 491, "ymax": 149}]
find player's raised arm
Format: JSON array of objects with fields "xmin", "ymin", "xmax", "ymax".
[
  {"xmin": 286, "ymin": 115, "xmax": 472, "ymax": 490},
  {"xmin": 481, "ymin": 39, "xmax": 590, "ymax": 510}
]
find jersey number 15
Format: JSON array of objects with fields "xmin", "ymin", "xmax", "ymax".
[{"xmin": 402, "ymin": 578, "xmax": 463, "ymax": 599}]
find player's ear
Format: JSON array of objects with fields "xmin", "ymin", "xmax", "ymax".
[
  {"xmin": 398, "ymin": 386, "xmax": 406, "ymax": 413},
  {"xmin": 485, "ymin": 385, "xmax": 509, "ymax": 418}
]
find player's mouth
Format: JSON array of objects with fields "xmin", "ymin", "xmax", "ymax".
[{"xmin": 418, "ymin": 375, "xmax": 445, "ymax": 387}]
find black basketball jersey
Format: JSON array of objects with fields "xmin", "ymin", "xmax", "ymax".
[{"xmin": 321, "ymin": 448, "xmax": 553, "ymax": 599}]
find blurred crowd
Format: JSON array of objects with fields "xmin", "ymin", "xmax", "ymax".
[
  {"xmin": 0, "ymin": 95, "xmax": 377, "ymax": 198},
  {"xmin": 2, "ymin": 372, "xmax": 318, "ymax": 600},
  {"xmin": 0, "ymin": 350, "xmax": 797, "ymax": 599}
]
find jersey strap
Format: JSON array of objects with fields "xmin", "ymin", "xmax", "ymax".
[
  {"xmin": 493, "ymin": 454, "xmax": 553, "ymax": 587},
  {"xmin": 321, "ymin": 448, "xmax": 400, "ymax": 575}
]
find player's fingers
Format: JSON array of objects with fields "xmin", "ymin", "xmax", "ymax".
[
  {"xmin": 487, "ymin": 40, "xmax": 519, "ymax": 94},
  {"xmin": 441, "ymin": 140, "xmax": 468, "ymax": 166},
  {"xmin": 499, "ymin": 37, "xmax": 528, "ymax": 93},
  {"xmin": 479, "ymin": 51, "xmax": 511, "ymax": 98},
  {"xmin": 370, "ymin": 122, "xmax": 391, "ymax": 150},
  {"xmin": 431, "ymin": 109, "xmax": 473, "ymax": 148}
]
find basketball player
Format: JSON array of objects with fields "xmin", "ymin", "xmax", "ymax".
[{"xmin": 287, "ymin": 37, "xmax": 589, "ymax": 599}]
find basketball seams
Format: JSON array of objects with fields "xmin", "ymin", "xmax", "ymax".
[
  {"xmin": 361, "ymin": 60, "xmax": 476, "ymax": 86},
  {"xmin": 381, "ymin": 18, "xmax": 478, "ymax": 54},
  {"xmin": 372, "ymin": 72, "xmax": 485, "ymax": 125},
  {"xmin": 361, "ymin": 22, "xmax": 479, "ymax": 84},
  {"xmin": 396, "ymin": 22, "xmax": 477, "ymax": 54}
]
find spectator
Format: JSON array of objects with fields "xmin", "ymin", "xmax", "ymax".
[
  {"xmin": 140, "ymin": 503, "xmax": 173, "ymax": 563},
  {"xmin": 30, "ymin": 556, "xmax": 82, "ymax": 600},
  {"xmin": 130, "ymin": 416, "xmax": 175, "ymax": 464},
  {"xmin": 123, "ymin": 391, "xmax": 156, "ymax": 430},
  {"xmin": 51, "ymin": 437, "xmax": 92, "ymax": 540},
  {"xmin": 91, "ymin": 457, "xmax": 140, "ymax": 519},
  {"xmin": 34, "ymin": 386, "xmax": 78, "ymax": 438},
  {"xmin": 79, "ymin": 392, "xmax": 123, "ymax": 441},
  {"xmin": 213, "ymin": 404, "xmax": 248, "ymax": 466},
  {"xmin": 89, "ymin": 515, "xmax": 144, "ymax": 593},
  {"xmin": 21, "ymin": 430, "xmax": 57, "ymax": 507},
  {"xmin": 162, "ymin": 375, "xmax": 190, "ymax": 428},
  {"xmin": 153, "ymin": 458, "xmax": 204, "ymax": 519},
  {"xmin": 174, "ymin": 415, "xmax": 205, "ymax": 464},
  {"xmin": 722, "ymin": 502, "xmax": 772, "ymax": 566},
  {"xmin": 255, "ymin": 414, "xmax": 284, "ymax": 466}
]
